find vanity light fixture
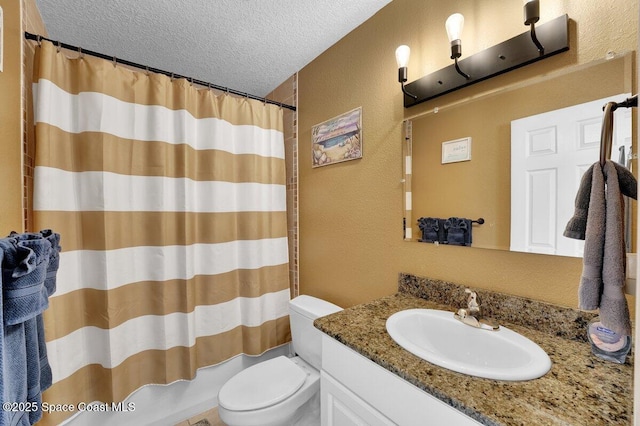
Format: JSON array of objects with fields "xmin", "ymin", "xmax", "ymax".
[
  {"xmin": 445, "ymin": 13, "xmax": 470, "ymax": 80},
  {"xmin": 395, "ymin": 45, "xmax": 418, "ymax": 100},
  {"xmin": 397, "ymin": 11, "xmax": 569, "ymax": 108},
  {"xmin": 523, "ymin": 0, "xmax": 544, "ymax": 54}
]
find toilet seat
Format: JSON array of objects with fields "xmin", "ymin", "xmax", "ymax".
[{"xmin": 218, "ymin": 356, "xmax": 307, "ymax": 411}]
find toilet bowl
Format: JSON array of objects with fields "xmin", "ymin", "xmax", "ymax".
[
  {"xmin": 217, "ymin": 295, "xmax": 342, "ymax": 426},
  {"xmin": 218, "ymin": 356, "xmax": 319, "ymax": 426}
]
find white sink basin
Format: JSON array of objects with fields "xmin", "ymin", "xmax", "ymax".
[{"xmin": 386, "ymin": 309, "xmax": 551, "ymax": 381}]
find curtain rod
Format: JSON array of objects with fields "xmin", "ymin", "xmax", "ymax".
[{"xmin": 24, "ymin": 32, "xmax": 296, "ymax": 112}]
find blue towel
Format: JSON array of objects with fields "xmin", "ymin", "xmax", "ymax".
[
  {"xmin": 417, "ymin": 217, "xmax": 442, "ymax": 243},
  {"xmin": 24, "ymin": 318, "xmax": 42, "ymax": 425},
  {"xmin": 39, "ymin": 230, "xmax": 61, "ymax": 298},
  {"xmin": 444, "ymin": 217, "xmax": 472, "ymax": 246},
  {"xmin": 36, "ymin": 230, "xmax": 60, "ymax": 395},
  {"xmin": 0, "ymin": 231, "xmax": 61, "ymax": 426},
  {"xmin": 2, "ymin": 321, "xmax": 30, "ymax": 426},
  {"xmin": 2, "ymin": 234, "xmax": 51, "ymax": 326},
  {"xmin": 0, "ymin": 235, "xmax": 44, "ymax": 426}
]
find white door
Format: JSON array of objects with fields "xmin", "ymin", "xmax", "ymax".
[{"xmin": 511, "ymin": 93, "xmax": 632, "ymax": 257}]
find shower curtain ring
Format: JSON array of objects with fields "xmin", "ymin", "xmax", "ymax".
[
  {"xmin": 170, "ymin": 72, "xmax": 174, "ymax": 82},
  {"xmin": 113, "ymin": 56, "xmax": 117, "ymax": 68},
  {"xmin": 78, "ymin": 46, "xmax": 84, "ymax": 59},
  {"xmin": 36, "ymin": 35, "xmax": 42, "ymax": 47},
  {"xmin": 145, "ymin": 66, "xmax": 149, "ymax": 75},
  {"xmin": 56, "ymin": 41, "xmax": 61, "ymax": 53}
]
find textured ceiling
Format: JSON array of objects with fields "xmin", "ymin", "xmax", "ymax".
[{"xmin": 34, "ymin": 0, "xmax": 391, "ymax": 98}]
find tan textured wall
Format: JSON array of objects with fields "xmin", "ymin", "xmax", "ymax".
[
  {"xmin": 298, "ymin": 0, "xmax": 638, "ymax": 309},
  {"xmin": 0, "ymin": 0, "xmax": 25, "ymax": 233}
]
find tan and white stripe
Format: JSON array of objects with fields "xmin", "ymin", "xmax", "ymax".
[
  {"xmin": 403, "ymin": 120, "xmax": 413, "ymax": 240},
  {"xmin": 32, "ymin": 40, "xmax": 290, "ymax": 425}
]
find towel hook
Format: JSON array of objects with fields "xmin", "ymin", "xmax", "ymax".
[
  {"xmin": 599, "ymin": 102, "xmax": 617, "ymax": 167},
  {"xmin": 600, "ymin": 95, "xmax": 637, "ymax": 167}
]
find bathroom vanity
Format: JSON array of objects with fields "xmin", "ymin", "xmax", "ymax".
[
  {"xmin": 314, "ymin": 274, "xmax": 633, "ymax": 426},
  {"xmin": 321, "ymin": 334, "xmax": 481, "ymax": 425}
]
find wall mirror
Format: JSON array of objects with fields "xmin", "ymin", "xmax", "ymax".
[{"xmin": 403, "ymin": 52, "xmax": 635, "ymax": 255}]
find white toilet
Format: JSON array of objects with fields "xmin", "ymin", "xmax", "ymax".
[{"xmin": 217, "ymin": 295, "xmax": 343, "ymax": 426}]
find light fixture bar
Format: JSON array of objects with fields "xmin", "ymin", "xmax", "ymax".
[{"xmin": 402, "ymin": 14, "xmax": 569, "ymax": 108}]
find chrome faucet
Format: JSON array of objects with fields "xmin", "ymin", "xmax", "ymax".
[{"xmin": 454, "ymin": 289, "xmax": 499, "ymax": 331}]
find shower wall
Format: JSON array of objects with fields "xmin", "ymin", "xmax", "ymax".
[
  {"xmin": 23, "ymin": 0, "xmax": 47, "ymax": 232},
  {"xmin": 267, "ymin": 75, "xmax": 299, "ymax": 297},
  {"xmin": 0, "ymin": 0, "xmax": 27, "ymax": 234}
]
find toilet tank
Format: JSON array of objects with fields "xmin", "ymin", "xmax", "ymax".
[{"xmin": 289, "ymin": 295, "xmax": 342, "ymax": 370}]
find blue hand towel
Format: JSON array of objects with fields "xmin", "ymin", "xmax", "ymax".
[
  {"xmin": 444, "ymin": 217, "xmax": 472, "ymax": 246},
  {"xmin": 418, "ymin": 217, "xmax": 441, "ymax": 243}
]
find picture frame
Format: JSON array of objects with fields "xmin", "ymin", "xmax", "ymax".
[
  {"xmin": 311, "ymin": 107, "xmax": 362, "ymax": 167},
  {"xmin": 442, "ymin": 137, "xmax": 472, "ymax": 164}
]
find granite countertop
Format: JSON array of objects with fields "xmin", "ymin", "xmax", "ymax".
[{"xmin": 314, "ymin": 276, "xmax": 634, "ymax": 426}]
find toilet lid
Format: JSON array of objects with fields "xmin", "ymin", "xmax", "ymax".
[{"xmin": 218, "ymin": 356, "xmax": 307, "ymax": 411}]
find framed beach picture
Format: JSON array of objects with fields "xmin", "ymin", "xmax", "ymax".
[{"xmin": 312, "ymin": 107, "xmax": 362, "ymax": 167}]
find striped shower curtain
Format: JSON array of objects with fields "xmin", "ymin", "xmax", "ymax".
[{"xmin": 31, "ymin": 40, "xmax": 291, "ymax": 425}]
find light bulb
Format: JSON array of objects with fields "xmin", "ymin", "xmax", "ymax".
[
  {"xmin": 445, "ymin": 13, "xmax": 465, "ymax": 43},
  {"xmin": 395, "ymin": 45, "xmax": 411, "ymax": 68}
]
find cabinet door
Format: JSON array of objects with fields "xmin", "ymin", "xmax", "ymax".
[{"xmin": 321, "ymin": 371, "xmax": 395, "ymax": 426}]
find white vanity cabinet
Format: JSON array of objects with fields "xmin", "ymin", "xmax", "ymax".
[{"xmin": 321, "ymin": 335, "xmax": 482, "ymax": 426}]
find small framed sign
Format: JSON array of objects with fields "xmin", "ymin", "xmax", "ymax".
[{"xmin": 442, "ymin": 137, "xmax": 471, "ymax": 164}]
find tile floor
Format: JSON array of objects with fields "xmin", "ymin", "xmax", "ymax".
[{"xmin": 174, "ymin": 407, "xmax": 226, "ymax": 426}]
